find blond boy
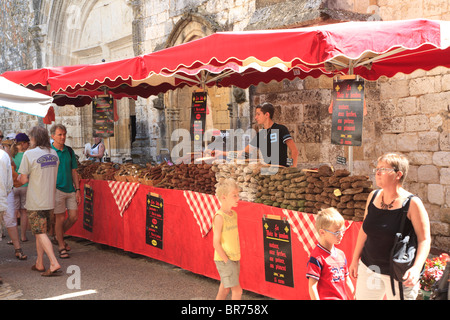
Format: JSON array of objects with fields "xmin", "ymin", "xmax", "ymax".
[
  {"xmin": 213, "ymin": 178, "xmax": 242, "ymax": 300},
  {"xmin": 306, "ymin": 208, "xmax": 355, "ymax": 300}
]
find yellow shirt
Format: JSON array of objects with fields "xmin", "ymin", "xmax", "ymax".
[{"xmin": 213, "ymin": 209, "xmax": 241, "ymax": 261}]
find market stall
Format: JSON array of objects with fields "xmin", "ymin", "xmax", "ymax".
[
  {"xmin": 67, "ymin": 162, "xmax": 364, "ymax": 299},
  {"xmin": 3, "ymin": 18, "xmax": 448, "ymax": 298},
  {"xmin": 68, "ymin": 178, "xmax": 361, "ymax": 300}
]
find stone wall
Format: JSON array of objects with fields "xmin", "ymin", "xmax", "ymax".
[
  {"xmin": 250, "ymin": 69, "xmax": 450, "ymax": 252},
  {"xmin": 0, "ymin": 0, "xmax": 41, "ymax": 136},
  {"xmin": 0, "ymin": 0, "xmax": 448, "ymax": 251}
]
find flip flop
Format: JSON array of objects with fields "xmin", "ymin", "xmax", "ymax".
[
  {"xmin": 31, "ymin": 264, "xmax": 46, "ymax": 272},
  {"xmin": 41, "ymin": 268, "xmax": 62, "ymax": 277}
]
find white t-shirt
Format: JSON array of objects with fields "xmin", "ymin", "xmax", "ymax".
[
  {"xmin": 0, "ymin": 149, "xmax": 13, "ymax": 212},
  {"xmin": 19, "ymin": 147, "xmax": 59, "ymax": 210}
]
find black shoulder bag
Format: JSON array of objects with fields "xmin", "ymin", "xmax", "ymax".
[{"xmin": 390, "ymin": 194, "xmax": 420, "ymax": 300}]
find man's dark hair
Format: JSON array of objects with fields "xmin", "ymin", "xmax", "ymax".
[{"xmin": 256, "ymin": 102, "xmax": 274, "ymax": 119}]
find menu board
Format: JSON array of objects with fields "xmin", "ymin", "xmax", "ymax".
[
  {"xmin": 92, "ymin": 96, "xmax": 115, "ymax": 138},
  {"xmin": 331, "ymin": 79, "xmax": 364, "ymax": 146},
  {"xmin": 83, "ymin": 185, "xmax": 94, "ymax": 232},
  {"xmin": 263, "ymin": 216, "xmax": 294, "ymax": 287},
  {"xmin": 190, "ymin": 91, "xmax": 207, "ymax": 149},
  {"xmin": 145, "ymin": 193, "xmax": 164, "ymax": 249}
]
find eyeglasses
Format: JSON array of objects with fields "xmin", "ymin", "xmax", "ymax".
[
  {"xmin": 373, "ymin": 167, "xmax": 397, "ymax": 174},
  {"xmin": 324, "ymin": 229, "xmax": 346, "ymax": 237}
]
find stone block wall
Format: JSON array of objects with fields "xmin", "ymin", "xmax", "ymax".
[
  {"xmin": 250, "ymin": 69, "xmax": 450, "ymax": 252},
  {"xmin": 0, "ymin": 0, "xmax": 449, "ymax": 252}
]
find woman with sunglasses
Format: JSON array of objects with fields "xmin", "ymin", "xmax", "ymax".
[{"xmin": 349, "ymin": 153, "xmax": 430, "ymax": 300}]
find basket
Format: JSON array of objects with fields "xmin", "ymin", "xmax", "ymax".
[
  {"xmin": 126, "ymin": 175, "xmax": 141, "ymax": 183},
  {"xmin": 114, "ymin": 173, "xmax": 129, "ymax": 182},
  {"xmin": 92, "ymin": 173, "xmax": 104, "ymax": 180}
]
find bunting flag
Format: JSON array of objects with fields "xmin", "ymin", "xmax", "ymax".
[
  {"xmin": 183, "ymin": 190, "xmax": 220, "ymax": 237},
  {"xmin": 282, "ymin": 209, "xmax": 353, "ymax": 255},
  {"xmin": 281, "ymin": 209, "xmax": 319, "ymax": 255},
  {"xmin": 107, "ymin": 181, "xmax": 140, "ymax": 216}
]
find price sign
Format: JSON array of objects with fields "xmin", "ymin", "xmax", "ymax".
[
  {"xmin": 331, "ymin": 79, "xmax": 364, "ymax": 146},
  {"xmin": 146, "ymin": 193, "xmax": 164, "ymax": 249},
  {"xmin": 83, "ymin": 185, "xmax": 94, "ymax": 232},
  {"xmin": 190, "ymin": 91, "xmax": 207, "ymax": 148},
  {"xmin": 93, "ymin": 96, "xmax": 115, "ymax": 138},
  {"xmin": 262, "ymin": 216, "xmax": 294, "ymax": 287}
]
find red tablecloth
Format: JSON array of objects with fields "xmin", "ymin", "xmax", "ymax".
[{"xmin": 68, "ymin": 179, "xmax": 361, "ymax": 300}]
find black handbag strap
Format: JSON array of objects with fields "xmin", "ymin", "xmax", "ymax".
[{"xmin": 398, "ymin": 194, "xmax": 414, "ymax": 233}]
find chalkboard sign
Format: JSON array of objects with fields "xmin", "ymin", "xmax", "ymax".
[
  {"xmin": 146, "ymin": 193, "xmax": 164, "ymax": 249},
  {"xmin": 190, "ymin": 91, "xmax": 207, "ymax": 148},
  {"xmin": 331, "ymin": 79, "xmax": 364, "ymax": 146},
  {"xmin": 83, "ymin": 185, "xmax": 94, "ymax": 232},
  {"xmin": 262, "ymin": 216, "xmax": 294, "ymax": 287},
  {"xmin": 92, "ymin": 96, "xmax": 115, "ymax": 138}
]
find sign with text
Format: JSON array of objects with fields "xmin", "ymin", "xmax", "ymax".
[
  {"xmin": 331, "ymin": 79, "xmax": 364, "ymax": 146},
  {"xmin": 262, "ymin": 217, "xmax": 294, "ymax": 287},
  {"xmin": 92, "ymin": 96, "xmax": 115, "ymax": 138},
  {"xmin": 83, "ymin": 185, "xmax": 94, "ymax": 232},
  {"xmin": 146, "ymin": 193, "xmax": 164, "ymax": 249},
  {"xmin": 190, "ymin": 91, "xmax": 207, "ymax": 150}
]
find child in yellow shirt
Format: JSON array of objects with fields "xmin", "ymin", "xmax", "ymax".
[{"xmin": 213, "ymin": 178, "xmax": 242, "ymax": 300}]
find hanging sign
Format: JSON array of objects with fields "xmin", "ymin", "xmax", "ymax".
[
  {"xmin": 190, "ymin": 91, "xmax": 207, "ymax": 150},
  {"xmin": 331, "ymin": 79, "xmax": 364, "ymax": 146},
  {"xmin": 146, "ymin": 193, "xmax": 164, "ymax": 249},
  {"xmin": 262, "ymin": 216, "xmax": 294, "ymax": 287},
  {"xmin": 92, "ymin": 96, "xmax": 115, "ymax": 138},
  {"xmin": 83, "ymin": 185, "xmax": 94, "ymax": 232}
]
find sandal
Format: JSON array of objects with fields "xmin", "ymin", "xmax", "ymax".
[
  {"xmin": 59, "ymin": 248, "xmax": 70, "ymax": 259},
  {"xmin": 41, "ymin": 268, "xmax": 62, "ymax": 277},
  {"xmin": 14, "ymin": 248, "xmax": 27, "ymax": 260},
  {"xmin": 31, "ymin": 264, "xmax": 45, "ymax": 272}
]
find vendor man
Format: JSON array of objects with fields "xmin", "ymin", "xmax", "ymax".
[{"xmin": 211, "ymin": 102, "xmax": 298, "ymax": 167}]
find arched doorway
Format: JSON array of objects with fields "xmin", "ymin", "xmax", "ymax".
[
  {"xmin": 163, "ymin": 14, "xmax": 235, "ymax": 156},
  {"xmin": 43, "ymin": 0, "xmax": 135, "ymax": 162}
]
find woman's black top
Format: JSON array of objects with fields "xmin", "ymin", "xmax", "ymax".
[{"xmin": 361, "ymin": 189, "xmax": 414, "ymax": 275}]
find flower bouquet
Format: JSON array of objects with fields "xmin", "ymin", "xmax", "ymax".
[{"xmin": 419, "ymin": 253, "xmax": 449, "ymax": 298}]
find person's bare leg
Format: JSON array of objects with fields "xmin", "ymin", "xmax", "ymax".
[
  {"xmin": 54, "ymin": 212, "xmax": 69, "ymax": 256},
  {"xmin": 19, "ymin": 209, "xmax": 29, "ymax": 241},
  {"xmin": 216, "ymin": 282, "xmax": 230, "ymax": 300},
  {"xmin": 230, "ymin": 285, "xmax": 242, "ymax": 300},
  {"xmin": 35, "ymin": 233, "xmax": 61, "ymax": 272},
  {"xmin": 63, "ymin": 209, "xmax": 78, "ymax": 232}
]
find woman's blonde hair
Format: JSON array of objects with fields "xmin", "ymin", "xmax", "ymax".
[
  {"xmin": 377, "ymin": 153, "xmax": 409, "ymax": 184},
  {"xmin": 315, "ymin": 207, "xmax": 345, "ymax": 233},
  {"xmin": 215, "ymin": 178, "xmax": 239, "ymax": 199}
]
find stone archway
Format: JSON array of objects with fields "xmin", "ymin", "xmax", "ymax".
[
  {"xmin": 42, "ymin": 0, "xmax": 135, "ymax": 161},
  {"xmin": 163, "ymin": 13, "xmax": 234, "ymax": 154}
]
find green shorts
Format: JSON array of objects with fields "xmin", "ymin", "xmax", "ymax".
[
  {"xmin": 215, "ymin": 260, "xmax": 240, "ymax": 288},
  {"xmin": 27, "ymin": 210, "xmax": 53, "ymax": 235}
]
